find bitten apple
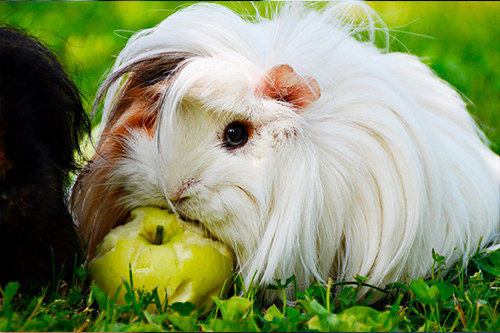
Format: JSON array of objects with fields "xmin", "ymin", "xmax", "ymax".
[{"xmin": 89, "ymin": 207, "xmax": 234, "ymax": 311}]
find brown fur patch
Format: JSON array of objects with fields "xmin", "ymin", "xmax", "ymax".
[{"xmin": 71, "ymin": 54, "xmax": 188, "ymax": 259}]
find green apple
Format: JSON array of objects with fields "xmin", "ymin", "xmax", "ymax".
[{"xmin": 89, "ymin": 207, "xmax": 234, "ymax": 311}]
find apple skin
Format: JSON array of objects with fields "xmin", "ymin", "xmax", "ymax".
[{"xmin": 89, "ymin": 207, "xmax": 234, "ymax": 311}]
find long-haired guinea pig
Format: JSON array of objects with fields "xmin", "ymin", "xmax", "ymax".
[
  {"xmin": 71, "ymin": 3, "xmax": 500, "ymax": 303},
  {"xmin": 0, "ymin": 25, "xmax": 89, "ymax": 287}
]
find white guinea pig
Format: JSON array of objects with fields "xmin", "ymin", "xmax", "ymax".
[{"xmin": 71, "ymin": 2, "xmax": 500, "ymax": 303}]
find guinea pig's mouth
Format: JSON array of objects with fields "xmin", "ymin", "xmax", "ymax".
[
  {"xmin": 174, "ymin": 211, "xmax": 223, "ymax": 244},
  {"xmin": 177, "ymin": 213, "xmax": 201, "ymax": 227}
]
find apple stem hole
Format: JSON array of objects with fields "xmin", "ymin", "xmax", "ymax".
[{"xmin": 155, "ymin": 225, "xmax": 163, "ymax": 245}]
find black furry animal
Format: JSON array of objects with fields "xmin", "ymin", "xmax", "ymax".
[{"xmin": 0, "ymin": 25, "xmax": 89, "ymax": 286}]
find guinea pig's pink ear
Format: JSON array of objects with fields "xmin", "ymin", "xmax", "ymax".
[{"xmin": 257, "ymin": 64, "xmax": 321, "ymax": 110}]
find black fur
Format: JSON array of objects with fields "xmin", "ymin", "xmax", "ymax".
[{"xmin": 0, "ymin": 25, "xmax": 89, "ymax": 286}]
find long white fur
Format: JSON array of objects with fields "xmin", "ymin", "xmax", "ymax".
[{"xmin": 94, "ymin": 2, "xmax": 500, "ymax": 302}]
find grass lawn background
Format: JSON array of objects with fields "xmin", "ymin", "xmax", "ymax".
[
  {"xmin": 0, "ymin": 2, "xmax": 499, "ymax": 332},
  {"xmin": 1, "ymin": 1, "xmax": 498, "ymax": 153}
]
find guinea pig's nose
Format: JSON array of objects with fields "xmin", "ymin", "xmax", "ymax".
[{"xmin": 168, "ymin": 178, "xmax": 199, "ymax": 203}]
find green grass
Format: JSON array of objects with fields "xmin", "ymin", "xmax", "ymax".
[
  {"xmin": 1, "ymin": 2, "xmax": 499, "ymax": 332},
  {"xmin": 0, "ymin": 1, "xmax": 498, "ymax": 148},
  {"xmin": 1, "ymin": 249, "xmax": 499, "ymax": 332}
]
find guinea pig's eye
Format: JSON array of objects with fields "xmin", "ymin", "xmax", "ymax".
[{"xmin": 224, "ymin": 122, "xmax": 248, "ymax": 149}]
